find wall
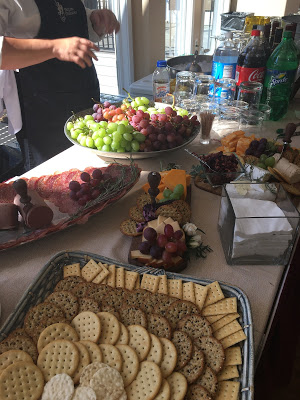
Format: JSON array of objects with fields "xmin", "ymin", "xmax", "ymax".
[
  {"xmin": 131, "ymin": 0, "xmax": 165, "ymax": 81},
  {"xmin": 236, "ymin": 0, "xmax": 299, "ymax": 16}
]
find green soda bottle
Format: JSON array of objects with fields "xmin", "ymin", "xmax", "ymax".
[{"xmin": 261, "ymin": 31, "xmax": 299, "ymax": 121}]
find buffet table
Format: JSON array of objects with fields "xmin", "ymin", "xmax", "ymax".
[{"xmin": 0, "ymin": 99, "xmax": 300, "ymax": 367}]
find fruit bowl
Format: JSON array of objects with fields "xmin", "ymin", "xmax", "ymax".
[{"xmin": 64, "ymin": 103, "xmax": 200, "ymax": 159}]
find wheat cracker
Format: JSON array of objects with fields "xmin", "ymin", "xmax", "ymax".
[
  {"xmin": 78, "ymin": 297, "xmax": 101, "ymax": 314},
  {"xmin": 41, "ymin": 373, "xmax": 74, "ymax": 400},
  {"xmin": 99, "ymin": 343, "xmax": 123, "ymax": 372},
  {"xmin": 71, "ymin": 282, "xmax": 96, "ymax": 298},
  {"xmin": 63, "ymin": 263, "xmax": 81, "ymax": 278},
  {"xmin": 37, "ymin": 339, "xmax": 79, "ymax": 382},
  {"xmin": 166, "ymin": 372, "xmax": 188, "ymax": 400},
  {"xmin": 0, "ymin": 361, "xmax": 44, "ymax": 400},
  {"xmin": 86, "ymin": 284, "xmax": 112, "ymax": 304},
  {"xmin": 194, "ymin": 336, "xmax": 225, "ymax": 373},
  {"xmin": 148, "ymin": 313, "xmax": 172, "ymax": 340},
  {"xmin": 0, "ymin": 334, "xmax": 38, "ymax": 363},
  {"xmin": 195, "ymin": 365, "xmax": 218, "ymax": 397},
  {"xmin": 179, "ymin": 345, "xmax": 205, "ymax": 384},
  {"xmin": 171, "ymin": 330, "xmax": 193, "ymax": 370},
  {"xmin": 177, "ymin": 314, "xmax": 212, "ymax": 339},
  {"xmin": 72, "ymin": 386, "xmax": 97, "ymax": 400},
  {"xmin": 81, "ymin": 259, "xmax": 102, "ymax": 282},
  {"xmin": 126, "ymin": 360, "xmax": 162, "ymax": 400},
  {"xmin": 90, "ymin": 364, "xmax": 124, "ymax": 400},
  {"xmin": 116, "ymin": 323, "xmax": 129, "ymax": 345},
  {"xmin": 116, "ymin": 344, "xmax": 140, "ymax": 387},
  {"xmin": 120, "ymin": 305, "xmax": 148, "ymax": 328},
  {"xmin": 54, "ymin": 276, "xmax": 84, "ymax": 292},
  {"xmin": 224, "ymin": 346, "xmax": 242, "ymax": 366},
  {"xmin": 79, "ymin": 362, "xmax": 108, "ymax": 387},
  {"xmin": 185, "ymin": 384, "xmax": 212, "ymax": 400},
  {"xmin": 127, "ymin": 325, "xmax": 151, "ymax": 361},
  {"xmin": 165, "ymin": 300, "xmax": 200, "ymax": 330},
  {"xmin": 212, "ymin": 313, "xmax": 240, "ymax": 332},
  {"xmin": 215, "ymin": 380, "xmax": 240, "ymax": 400},
  {"xmin": 37, "ymin": 322, "xmax": 79, "ymax": 353},
  {"xmin": 71, "ymin": 311, "xmax": 101, "ymax": 343}
]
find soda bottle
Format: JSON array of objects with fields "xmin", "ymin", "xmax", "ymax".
[
  {"xmin": 235, "ymin": 30, "xmax": 268, "ymax": 91},
  {"xmin": 257, "ymin": 24, "xmax": 272, "ymax": 59},
  {"xmin": 152, "ymin": 60, "xmax": 170, "ymax": 103},
  {"xmin": 261, "ymin": 31, "xmax": 299, "ymax": 121},
  {"xmin": 212, "ymin": 32, "xmax": 239, "ymax": 80},
  {"xmin": 269, "ymin": 19, "xmax": 281, "ymax": 48},
  {"xmin": 271, "ymin": 27, "xmax": 283, "ymax": 52}
]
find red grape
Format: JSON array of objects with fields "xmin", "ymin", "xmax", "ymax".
[
  {"xmin": 177, "ymin": 240, "xmax": 187, "ymax": 252},
  {"xmin": 157, "ymin": 234, "xmax": 168, "ymax": 248},
  {"xmin": 69, "ymin": 180, "xmax": 81, "ymax": 192},
  {"xmin": 165, "ymin": 242, "xmax": 178, "ymax": 253},
  {"xmin": 139, "ymin": 119, "xmax": 149, "ymax": 129},
  {"xmin": 162, "ymin": 250, "xmax": 173, "ymax": 265},
  {"xmin": 164, "ymin": 106, "xmax": 173, "ymax": 115},
  {"xmin": 139, "ymin": 241, "xmax": 151, "ymax": 254},
  {"xmin": 173, "ymin": 230, "xmax": 183, "ymax": 240},
  {"xmin": 92, "ymin": 169, "xmax": 102, "ymax": 179},
  {"xmin": 91, "ymin": 189, "xmax": 101, "ymax": 199},
  {"xmin": 164, "ymin": 224, "xmax": 174, "ymax": 239},
  {"xmin": 103, "ymin": 101, "xmax": 111, "ymax": 108},
  {"xmin": 80, "ymin": 172, "xmax": 91, "ymax": 182},
  {"xmin": 143, "ymin": 227, "xmax": 157, "ymax": 242},
  {"xmin": 78, "ymin": 197, "xmax": 87, "ymax": 206},
  {"xmin": 90, "ymin": 178, "xmax": 101, "ymax": 187},
  {"xmin": 81, "ymin": 183, "xmax": 91, "ymax": 193},
  {"xmin": 150, "ymin": 244, "xmax": 163, "ymax": 259},
  {"xmin": 93, "ymin": 103, "xmax": 100, "ymax": 112},
  {"xmin": 69, "ymin": 191, "xmax": 77, "ymax": 200}
]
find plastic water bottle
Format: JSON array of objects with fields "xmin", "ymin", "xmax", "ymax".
[
  {"xmin": 153, "ymin": 60, "xmax": 170, "ymax": 103},
  {"xmin": 212, "ymin": 32, "xmax": 239, "ymax": 80},
  {"xmin": 261, "ymin": 31, "xmax": 299, "ymax": 121}
]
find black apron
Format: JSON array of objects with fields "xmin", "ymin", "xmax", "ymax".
[{"xmin": 16, "ymin": 0, "xmax": 100, "ymax": 170}]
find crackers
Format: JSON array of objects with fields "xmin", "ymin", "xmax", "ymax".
[
  {"xmin": 71, "ymin": 312, "xmax": 101, "ymax": 343},
  {"xmin": 126, "ymin": 361, "xmax": 162, "ymax": 400}
]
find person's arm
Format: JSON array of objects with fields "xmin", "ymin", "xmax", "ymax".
[{"xmin": 0, "ymin": 36, "xmax": 99, "ymax": 70}]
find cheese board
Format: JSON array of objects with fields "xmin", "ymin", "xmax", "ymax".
[{"xmin": 0, "ymin": 163, "xmax": 141, "ymax": 252}]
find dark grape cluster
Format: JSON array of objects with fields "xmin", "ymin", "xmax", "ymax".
[
  {"xmin": 201, "ymin": 152, "xmax": 239, "ymax": 186},
  {"xmin": 69, "ymin": 169, "xmax": 111, "ymax": 206},
  {"xmin": 245, "ymin": 138, "xmax": 268, "ymax": 158},
  {"xmin": 139, "ymin": 224, "xmax": 187, "ymax": 267}
]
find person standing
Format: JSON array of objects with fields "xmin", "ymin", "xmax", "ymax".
[{"xmin": 0, "ymin": 0, "xmax": 120, "ymax": 170}]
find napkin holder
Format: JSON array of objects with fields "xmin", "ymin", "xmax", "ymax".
[{"xmin": 218, "ymin": 182, "xmax": 300, "ymax": 265}]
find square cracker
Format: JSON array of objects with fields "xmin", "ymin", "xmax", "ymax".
[
  {"xmin": 215, "ymin": 381, "xmax": 240, "ymax": 400},
  {"xmin": 214, "ymin": 320, "xmax": 243, "ymax": 341},
  {"xmin": 100, "ymin": 264, "xmax": 108, "ymax": 284},
  {"xmin": 63, "ymin": 263, "xmax": 81, "ymax": 278},
  {"xmin": 125, "ymin": 270, "xmax": 139, "ymax": 291},
  {"xmin": 135, "ymin": 276, "xmax": 141, "ymax": 289},
  {"xmin": 194, "ymin": 284, "xmax": 208, "ymax": 311},
  {"xmin": 220, "ymin": 330, "xmax": 247, "ymax": 349},
  {"xmin": 106, "ymin": 265, "xmax": 116, "ymax": 288},
  {"xmin": 202, "ymin": 297, "xmax": 237, "ymax": 316},
  {"xmin": 205, "ymin": 314, "xmax": 224, "ymax": 324},
  {"xmin": 182, "ymin": 282, "xmax": 196, "ymax": 303},
  {"xmin": 81, "ymin": 259, "xmax": 102, "ymax": 282},
  {"xmin": 141, "ymin": 274, "xmax": 160, "ymax": 293},
  {"xmin": 204, "ymin": 281, "xmax": 225, "ymax": 307},
  {"xmin": 167, "ymin": 279, "xmax": 183, "ymax": 299},
  {"xmin": 116, "ymin": 267, "xmax": 125, "ymax": 288},
  {"xmin": 212, "ymin": 313, "xmax": 240, "ymax": 332},
  {"xmin": 224, "ymin": 347, "xmax": 242, "ymax": 366},
  {"xmin": 218, "ymin": 365, "xmax": 239, "ymax": 381},
  {"xmin": 92, "ymin": 263, "xmax": 110, "ymax": 284},
  {"xmin": 157, "ymin": 275, "xmax": 168, "ymax": 295}
]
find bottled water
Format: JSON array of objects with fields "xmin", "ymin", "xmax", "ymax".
[
  {"xmin": 153, "ymin": 60, "xmax": 170, "ymax": 103},
  {"xmin": 212, "ymin": 32, "xmax": 239, "ymax": 80}
]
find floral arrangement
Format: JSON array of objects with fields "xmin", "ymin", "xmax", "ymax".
[{"xmin": 182, "ymin": 223, "xmax": 212, "ymax": 259}]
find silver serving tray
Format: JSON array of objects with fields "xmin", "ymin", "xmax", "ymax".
[
  {"xmin": 0, "ymin": 250, "xmax": 254, "ymax": 399},
  {"xmin": 64, "ymin": 108, "xmax": 200, "ymax": 159}
]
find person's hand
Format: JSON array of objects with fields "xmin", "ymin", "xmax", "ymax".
[
  {"xmin": 90, "ymin": 9, "xmax": 120, "ymax": 37},
  {"xmin": 52, "ymin": 37, "xmax": 99, "ymax": 68}
]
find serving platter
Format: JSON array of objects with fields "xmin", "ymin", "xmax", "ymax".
[
  {"xmin": 0, "ymin": 163, "xmax": 141, "ymax": 252},
  {"xmin": 0, "ymin": 250, "xmax": 254, "ymax": 400},
  {"xmin": 64, "ymin": 106, "xmax": 200, "ymax": 160}
]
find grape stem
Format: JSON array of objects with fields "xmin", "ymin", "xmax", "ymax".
[
  {"xmin": 122, "ymin": 88, "xmax": 133, "ymax": 101},
  {"xmin": 167, "ymin": 93, "xmax": 175, "ymax": 108},
  {"xmin": 91, "ymin": 98, "xmax": 102, "ymax": 106}
]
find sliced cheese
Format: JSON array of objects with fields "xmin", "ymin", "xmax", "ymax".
[
  {"xmin": 131, "ymin": 250, "xmax": 152, "ymax": 260},
  {"xmin": 147, "ymin": 219, "xmax": 159, "ymax": 229},
  {"xmin": 157, "ymin": 215, "xmax": 168, "ymax": 224},
  {"xmin": 163, "ymin": 169, "xmax": 187, "ymax": 199}
]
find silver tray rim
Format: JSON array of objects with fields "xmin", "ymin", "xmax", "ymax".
[{"xmin": 0, "ymin": 250, "xmax": 254, "ymax": 399}]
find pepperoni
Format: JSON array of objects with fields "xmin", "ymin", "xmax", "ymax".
[
  {"xmin": 27, "ymin": 177, "xmax": 39, "ymax": 191},
  {"xmin": 0, "ymin": 183, "xmax": 15, "ymax": 203},
  {"xmin": 39, "ymin": 173, "xmax": 61, "ymax": 199}
]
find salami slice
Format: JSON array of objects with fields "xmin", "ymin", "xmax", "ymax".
[
  {"xmin": 0, "ymin": 183, "xmax": 16, "ymax": 203},
  {"xmin": 39, "ymin": 173, "xmax": 61, "ymax": 199},
  {"xmin": 27, "ymin": 177, "xmax": 39, "ymax": 191}
]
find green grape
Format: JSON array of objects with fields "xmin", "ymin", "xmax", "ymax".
[
  {"xmin": 77, "ymin": 132, "xmax": 86, "ymax": 142},
  {"xmin": 86, "ymin": 137, "xmax": 95, "ymax": 148},
  {"xmin": 107, "ymin": 122, "xmax": 118, "ymax": 134},
  {"xmin": 123, "ymin": 133, "xmax": 133, "ymax": 142},
  {"xmin": 125, "ymin": 125, "xmax": 134, "ymax": 133},
  {"xmin": 119, "ymin": 119, "xmax": 129, "ymax": 126},
  {"xmin": 112, "ymin": 131, "xmax": 122, "ymax": 142},
  {"xmin": 103, "ymin": 136, "xmax": 112, "ymax": 145},
  {"xmin": 120, "ymin": 138, "xmax": 128, "ymax": 148},
  {"xmin": 84, "ymin": 115, "xmax": 94, "ymax": 121},
  {"xmin": 141, "ymin": 97, "xmax": 150, "ymax": 105},
  {"xmin": 86, "ymin": 120, "xmax": 94, "ymax": 128},
  {"xmin": 173, "ymin": 184, "xmax": 184, "ymax": 197},
  {"xmin": 117, "ymin": 147, "xmax": 126, "ymax": 152},
  {"xmin": 147, "ymin": 107, "xmax": 156, "ymax": 113},
  {"xmin": 92, "ymin": 131, "xmax": 99, "ymax": 140},
  {"xmin": 80, "ymin": 136, "xmax": 87, "ymax": 147},
  {"xmin": 159, "ymin": 198, "xmax": 168, "ymax": 203},
  {"xmin": 131, "ymin": 140, "xmax": 140, "ymax": 152},
  {"xmin": 135, "ymin": 133, "xmax": 146, "ymax": 142},
  {"xmin": 135, "ymin": 97, "xmax": 143, "ymax": 106},
  {"xmin": 170, "ymin": 192, "xmax": 181, "ymax": 200},
  {"xmin": 138, "ymin": 106, "xmax": 147, "ymax": 112},
  {"xmin": 90, "ymin": 122, "xmax": 100, "ymax": 131},
  {"xmin": 98, "ymin": 128, "xmax": 107, "ymax": 138},
  {"xmin": 99, "ymin": 121, "xmax": 108, "ymax": 128},
  {"xmin": 131, "ymin": 101, "xmax": 137, "ymax": 108},
  {"xmin": 260, "ymin": 154, "xmax": 268, "ymax": 163},
  {"xmin": 125, "ymin": 143, "xmax": 132, "ymax": 152},
  {"xmin": 257, "ymin": 162, "xmax": 267, "ymax": 170},
  {"xmin": 117, "ymin": 124, "xmax": 126, "ymax": 135},
  {"xmin": 95, "ymin": 137, "xmax": 104, "ymax": 148},
  {"xmin": 102, "ymin": 144, "xmax": 111, "ymax": 152},
  {"xmin": 70, "ymin": 129, "xmax": 81, "ymax": 139},
  {"xmin": 67, "ymin": 122, "xmax": 74, "ymax": 131},
  {"xmin": 163, "ymin": 189, "xmax": 172, "ymax": 199},
  {"xmin": 111, "ymin": 141, "xmax": 119, "ymax": 151},
  {"xmin": 157, "ymin": 108, "xmax": 165, "ymax": 113},
  {"xmin": 74, "ymin": 121, "xmax": 86, "ymax": 129}
]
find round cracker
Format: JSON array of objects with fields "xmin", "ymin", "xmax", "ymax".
[
  {"xmin": 154, "ymin": 379, "xmax": 171, "ymax": 400},
  {"xmin": 0, "ymin": 334, "xmax": 38, "ymax": 363},
  {"xmin": 195, "ymin": 365, "xmax": 218, "ymax": 397},
  {"xmin": 126, "ymin": 361, "xmax": 162, "ymax": 400},
  {"xmin": 90, "ymin": 365, "xmax": 124, "ymax": 400},
  {"xmin": 73, "ymin": 342, "xmax": 91, "ymax": 384},
  {"xmin": 116, "ymin": 323, "xmax": 129, "ymax": 345},
  {"xmin": 119, "ymin": 305, "xmax": 148, "ymax": 328},
  {"xmin": 193, "ymin": 336, "xmax": 225, "ymax": 373},
  {"xmin": 37, "ymin": 322, "xmax": 79, "ymax": 353},
  {"xmin": 71, "ymin": 311, "xmax": 101, "ymax": 343},
  {"xmin": 78, "ymin": 297, "xmax": 101, "ymax": 314},
  {"xmin": 99, "ymin": 344, "xmax": 123, "ymax": 372},
  {"xmin": 97, "ymin": 312, "xmax": 121, "ymax": 344},
  {"xmin": 41, "ymin": 373, "xmax": 74, "ymax": 400},
  {"xmin": 177, "ymin": 314, "xmax": 212, "ymax": 339},
  {"xmin": 166, "ymin": 372, "xmax": 188, "ymax": 400},
  {"xmin": 127, "ymin": 325, "xmax": 151, "ymax": 361},
  {"xmin": 54, "ymin": 276, "xmax": 84, "ymax": 292},
  {"xmin": 37, "ymin": 339, "xmax": 79, "ymax": 382},
  {"xmin": 72, "ymin": 386, "xmax": 97, "ymax": 400},
  {"xmin": 116, "ymin": 344, "xmax": 140, "ymax": 387},
  {"xmin": 160, "ymin": 338, "xmax": 177, "ymax": 378},
  {"xmin": 80, "ymin": 362, "xmax": 108, "ymax": 387},
  {"xmin": 146, "ymin": 333, "xmax": 163, "ymax": 365},
  {"xmin": 172, "ymin": 330, "xmax": 193, "ymax": 370},
  {"xmin": 165, "ymin": 300, "xmax": 200, "ymax": 330},
  {"xmin": 0, "ymin": 361, "xmax": 44, "ymax": 400},
  {"xmin": 186, "ymin": 384, "xmax": 212, "ymax": 400},
  {"xmin": 179, "ymin": 345, "xmax": 205, "ymax": 384},
  {"xmin": 45, "ymin": 291, "xmax": 79, "ymax": 321},
  {"xmin": 79, "ymin": 340, "xmax": 103, "ymax": 363},
  {"xmin": 148, "ymin": 313, "xmax": 172, "ymax": 340},
  {"xmin": 0, "ymin": 349, "xmax": 33, "ymax": 371}
]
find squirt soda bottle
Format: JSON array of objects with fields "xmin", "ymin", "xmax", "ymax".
[
  {"xmin": 153, "ymin": 60, "xmax": 170, "ymax": 103},
  {"xmin": 261, "ymin": 31, "xmax": 299, "ymax": 121}
]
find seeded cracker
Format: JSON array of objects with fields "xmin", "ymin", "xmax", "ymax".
[
  {"xmin": 120, "ymin": 305, "xmax": 148, "ymax": 328},
  {"xmin": 78, "ymin": 297, "xmax": 101, "ymax": 314},
  {"xmin": 195, "ymin": 365, "xmax": 218, "ymax": 397},
  {"xmin": 145, "ymin": 333, "xmax": 163, "ymax": 365},
  {"xmin": 193, "ymin": 336, "xmax": 225, "ymax": 373},
  {"xmin": 45, "ymin": 291, "xmax": 79, "ymax": 321},
  {"xmin": 0, "ymin": 335, "xmax": 38, "ymax": 363},
  {"xmin": 179, "ymin": 345, "xmax": 205, "ymax": 384},
  {"xmin": 172, "ymin": 330, "xmax": 193, "ymax": 370},
  {"xmin": 166, "ymin": 372, "xmax": 188, "ymax": 400},
  {"xmin": 116, "ymin": 344, "xmax": 140, "ymax": 387},
  {"xmin": 54, "ymin": 276, "xmax": 84, "ymax": 292},
  {"xmin": 165, "ymin": 300, "xmax": 200, "ymax": 330},
  {"xmin": 147, "ymin": 313, "xmax": 172, "ymax": 339},
  {"xmin": 186, "ymin": 384, "xmax": 212, "ymax": 400},
  {"xmin": 177, "ymin": 314, "xmax": 212, "ymax": 339}
]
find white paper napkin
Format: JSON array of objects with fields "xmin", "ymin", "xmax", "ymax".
[{"xmin": 0, "ymin": 70, "xmax": 22, "ymax": 135}]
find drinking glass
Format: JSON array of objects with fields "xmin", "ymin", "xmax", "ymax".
[
  {"xmin": 250, "ymin": 103, "xmax": 272, "ymax": 120},
  {"xmin": 193, "ymin": 74, "xmax": 215, "ymax": 103},
  {"xmin": 215, "ymin": 78, "xmax": 236, "ymax": 105},
  {"xmin": 174, "ymin": 71, "xmax": 195, "ymax": 106},
  {"xmin": 179, "ymin": 98, "xmax": 200, "ymax": 116},
  {"xmin": 237, "ymin": 81, "xmax": 263, "ymax": 107},
  {"xmin": 239, "ymin": 109, "xmax": 265, "ymax": 135},
  {"xmin": 231, "ymin": 100, "xmax": 249, "ymax": 110},
  {"xmin": 214, "ymin": 106, "xmax": 241, "ymax": 136},
  {"xmin": 198, "ymin": 102, "xmax": 219, "ymax": 144}
]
